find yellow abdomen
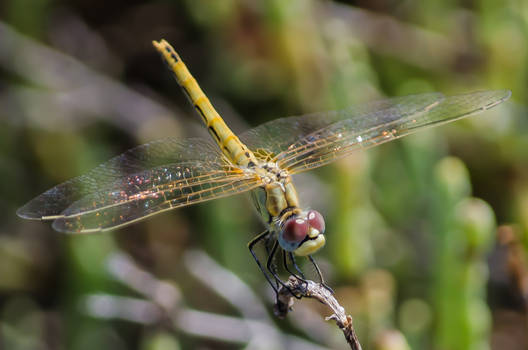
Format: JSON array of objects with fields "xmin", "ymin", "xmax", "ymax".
[{"xmin": 153, "ymin": 40, "xmax": 257, "ymax": 167}]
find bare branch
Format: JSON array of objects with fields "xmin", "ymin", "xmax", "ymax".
[{"xmin": 275, "ymin": 276, "xmax": 362, "ymax": 350}]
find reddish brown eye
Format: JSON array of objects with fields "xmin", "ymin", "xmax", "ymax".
[
  {"xmin": 307, "ymin": 210, "xmax": 325, "ymax": 233},
  {"xmin": 283, "ymin": 218, "xmax": 309, "ymax": 243}
]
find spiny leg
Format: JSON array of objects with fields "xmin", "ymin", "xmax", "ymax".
[
  {"xmin": 308, "ymin": 255, "xmax": 334, "ymax": 294},
  {"xmin": 248, "ymin": 230, "xmax": 278, "ymax": 294},
  {"xmin": 267, "ymin": 241, "xmax": 300, "ymax": 299},
  {"xmin": 264, "ymin": 235, "xmax": 279, "ymax": 291},
  {"xmin": 289, "ymin": 252, "xmax": 305, "ymax": 279},
  {"xmin": 282, "ymin": 250, "xmax": 306, "ymax": 282},
  {"xmin": 265, "ymin": 241, "xmax": 283, "ymax": 286}
]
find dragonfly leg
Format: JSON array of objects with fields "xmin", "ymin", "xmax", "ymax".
[
  {"xmin": 264, "ymin": 235, "xmax": 280, "ymax": 291},
  {"xmin": 282, "ymin": 250, "xmax": 306, "ymax": 282},
  {"xmin": 289, "ymin": 252, "xmax": 306, "ymax": 279},
  {"xmin": 248, "ymin": 230, "xmax": 278, "ymax": 295},
  {"xmin": 308, "ymin": 255, "xmax": 334, "ymax": 295},
  {"xmin": 267, "ymin": 241, "xmax": 301, "ymax": 299}
]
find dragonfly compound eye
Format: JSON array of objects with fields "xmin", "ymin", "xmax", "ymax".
[
  {"xmin": 307, "ymin": 210, "xmax": 325, "ymax": 233},
  {"xmin": 282, "ymin": 217, "xmax": 309, "ymax": 244}
]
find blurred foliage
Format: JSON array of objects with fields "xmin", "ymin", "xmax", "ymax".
[{"xmin": 0, "ymin": 0, "xmax": 526, "ymax": 349}]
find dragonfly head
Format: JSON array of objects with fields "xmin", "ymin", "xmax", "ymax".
[{"xmin": 278, "ymin": 210, "xmax": 326, "ymax": 256}]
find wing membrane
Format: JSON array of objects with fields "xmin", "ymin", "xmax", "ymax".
[
  {"xmin": 241, "ymin": 90, "xmax": 510, "ymax": 174},
  {"xmin": 18, "ymin": 138, "xmax": 259, "ymax": 232},
  {"xmin": 239, "ymin": 92, "xmax": 444, "ymax": 155},
  {"xmin": 18, "ymin": 90, "xmax": 510, "ymax": 232},
  {"xmin": 280, "ymin": 90, "xmax": 510, "ymax": 173}
]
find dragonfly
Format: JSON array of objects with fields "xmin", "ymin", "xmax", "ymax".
[{"xmin": 17, "ymin": 39, "xmax": 511, "ymax": 295}]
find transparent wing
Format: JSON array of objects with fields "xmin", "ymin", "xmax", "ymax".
[
  {"xmin": 279, "ymin": 90, "xmax": 510, "ymax": 174},
  {"xmin": 17, "ymin": 138, "xmax": 260, "ymax": 233},
  {"xmin": 241, "ymin": 90, "xmax": 511, "ymax": 174},
  {"xmin": 239, "ymin": 92, "xmax": 444, "ymax": 156}
]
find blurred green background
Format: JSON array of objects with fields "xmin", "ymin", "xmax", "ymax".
[{"xmin": 0, "ymin": 0, "xmax": 526, "ymax": 349}]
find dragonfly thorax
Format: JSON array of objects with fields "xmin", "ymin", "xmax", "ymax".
[
  {"xmin": 253, "ymin": 161, "xmax": 289, "ymax": 185},
  {"xmin": 251, "ymin": 162, "xmax": 299, "ymax": 215}
]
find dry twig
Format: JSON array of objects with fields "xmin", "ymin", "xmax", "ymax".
[{"xmin": 275, "ymin": 276, "xmax": 362, "ymax": 350}]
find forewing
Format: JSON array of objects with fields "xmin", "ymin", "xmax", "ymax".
[
  {"xmin": 239, "ymin": 92, "xmax": 444, "ymax": 156},
  {"xmin": 17, "ymin": 138, "xmax": 260, "ymax": 233},
  {"xmin": 279, "ymin": 90, "xmax": 510, "ymax": 174}
]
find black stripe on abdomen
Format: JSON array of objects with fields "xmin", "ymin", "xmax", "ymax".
[
  {"xmin": 208, "ymin": 126, "xmax": 220, "ymax": 142},
  {"xmin": 195, "ymin": 104, "xmax": 208, "ymax": 123}
]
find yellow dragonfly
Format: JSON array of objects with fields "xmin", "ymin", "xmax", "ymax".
[{"xmin": 17, "ymin": 40, "xmax": 511, "ymax": 294}]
